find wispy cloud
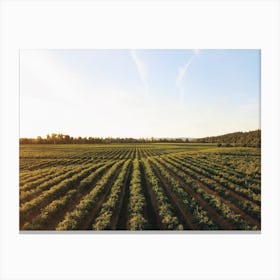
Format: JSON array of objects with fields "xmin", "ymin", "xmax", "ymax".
[
  {"xmin": 176, "ymin": 56, "xmax": 194, "ymax": 100},
  {"xmin": 130, "ymin": 50, "xmax": 149, "ymax": 96},
  {"xmin": 176, "ymin": 50, "xmax": 201, "ymax": 100}
]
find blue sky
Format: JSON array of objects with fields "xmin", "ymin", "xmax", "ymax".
[{"xmin": 20, "ymin": 49, "xmax": 260, "ymax": 138}]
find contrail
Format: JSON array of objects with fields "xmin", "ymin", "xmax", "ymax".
[
  {"xmin": 176, "ymin": 55, "xmax": 195, "ymax": 101},
  {"xmin": 130, "ymin": 50, "xmax": 149, "ymax": 97}
]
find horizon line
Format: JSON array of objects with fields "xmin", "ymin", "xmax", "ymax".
[{"xmin": 19, "ymin": 128, "xmax": 261, "ymax": 140}]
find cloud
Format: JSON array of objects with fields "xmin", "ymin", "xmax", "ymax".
[
  {"xmin": 129, "ymin": 50, "xmax": 149, "ymax": 96},
  {"xmin": 175, "ymin": 56, "xmax": 194, "ymax": 100}
]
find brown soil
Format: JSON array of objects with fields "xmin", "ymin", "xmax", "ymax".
[
  {"xmin": 140, "ymin": 161, "xmax": 164, "ymax": 230},
  {"xmin": 37, "ymin": 164, "xmax": 114, "ymax": 230},
  {"xmin": 155, "ymin": 159, "xmax": 237, "ymax": 230},
  {"xmin": 150, "ymin": 164, "xmax": 198, "ymax": 230},
  {"xmin": 174, "ymin": 157, "xmax": 260, "ymax": 205},
  {"xmin": 112, "ymin": 162, "xmax": 132, "ymax": 229},
  {"xmin": 139, "ymin": 161, "xmax": 159, "ymax": 230},
  {"xmin": 167, "ymin": 157, "xmax": 260, "ymax": 228},
  {"xmin": 20, "ymin": 168, "xmax": 97, "ymax": 229},
  {"xmin": 77, "ymin": 165, "xmax": 124, "ymax": 230}
]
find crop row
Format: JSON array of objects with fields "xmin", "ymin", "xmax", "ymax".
[
  {"xmin": 56, "ymin": 161, "xmax": 124, "ymax": 230},
  {"xmin": 20, "ymin": 163, "xmax": 90, "ymax": 193},
  {"xmin": 156, "ymin": 157, "xmax": 257, "ymax": 230},
  {"xmin": 20, "ymin": 163, "xmax": 104, "ymax": 224},
  {"xmin": 181, "ymin": 155, "xmax": 261, "ymax": 194},
  {"xmin": 169, "ymin": 155, "xmax": 260, "ymax": 204},
  {"xmin": 127, "ymin": 159, "xmax": 148, "ymax": 230},
  {"xmin": 22, "ymin": 161, "xmax": 117, "ymax": 230},
  {"xmin": 191, "ymin": 155, "xmax": 261, "ymax": 184},
  {"xmin": 20, "ymin": 166, "xmax": 68, "ymax": 186},
  {"xmin": 142, "ymin": 158, "xmax": 183, "ymax": 230},
  {"xmin": 149, "ymin": 157, "xmax": 217, "ymax": 230},
  {"xmin": 20, "ymin": 163, "xmax": 100, "ymax": 203},
  {"xmin": 92, "ymin": 160, "xmax": 131, "ymax": 230},
  {"xmin": 165, "ymin": 156, "xmax": 260, "ymax": 221}
]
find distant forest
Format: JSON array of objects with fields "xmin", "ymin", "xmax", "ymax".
[
  {"xmin": 19, "ymin": 134, "xmax": 190, "ymax": 144},
  {"xmin": 20, "ymin": 130, "xmax": 260, "ymax": 147},
  {"xmin": 194, "ymin": 129, "xmax": 261, "ymax": 147}
]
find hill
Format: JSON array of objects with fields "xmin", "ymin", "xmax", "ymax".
[{"xmin": 193, "ymin": 130, "xmax": 261, "ymax": 147}]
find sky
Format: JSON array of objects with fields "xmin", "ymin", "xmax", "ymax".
[{"xmin": 20, "ymin": 49, "xmax": 260, "ymax": 138}]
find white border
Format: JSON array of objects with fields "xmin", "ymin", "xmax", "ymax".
[{"xmin": 1, "ymin": 1, "xmax": 279, "ymax": 280}]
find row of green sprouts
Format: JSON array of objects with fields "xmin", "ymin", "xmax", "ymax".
[{"xmin": 20, "ymin": 153, "xmax": 260, "ymax": 230}]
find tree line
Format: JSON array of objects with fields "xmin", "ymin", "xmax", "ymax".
[
  {"xmin": 19, "ymin": 133, "xmax": 190, "ymax": 144},
  {"xmin": 19, "ymin": 130, "xmax": 261, "ymax": 147}
]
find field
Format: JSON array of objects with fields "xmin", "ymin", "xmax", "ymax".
[{"xmin": 19, "ymin": 143, "xmax": 261, "ymax": 231}]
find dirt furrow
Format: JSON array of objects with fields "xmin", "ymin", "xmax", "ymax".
[
  {"xmin": 150, "ymin": 163, "xmax": 196, "ymax": 230},
  {"xmin": 155, "ymin": 159, "xmax": 237, "ymax": 230}
]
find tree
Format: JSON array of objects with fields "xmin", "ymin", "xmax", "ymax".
[{"xmin": 36, "ymin": 136, "xmax": 43, "ymax": 144}]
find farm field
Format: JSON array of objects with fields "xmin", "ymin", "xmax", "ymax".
[{"xmin": 19, "ymin": 143, "xmax": 261, "ymax": 231}]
